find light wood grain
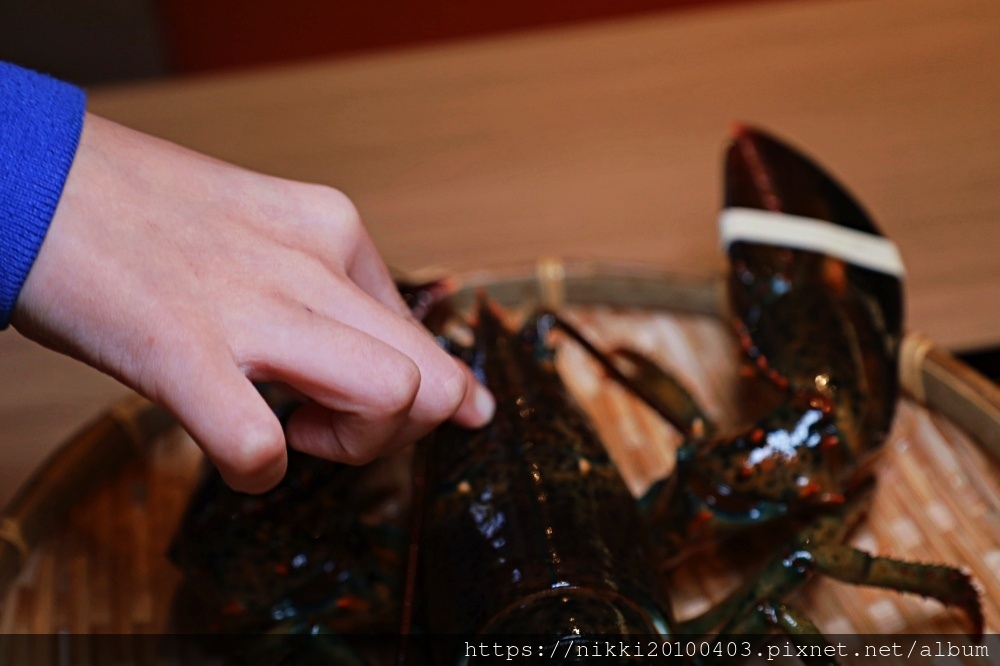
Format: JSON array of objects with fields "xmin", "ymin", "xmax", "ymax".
[{"xmin": 2, "ymin": 0, "xmax": 999, "ymax": 506}]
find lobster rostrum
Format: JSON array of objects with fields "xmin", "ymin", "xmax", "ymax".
[{"xmin": 168, "ymin": 127, "xmax": 982, "ymax": 663}]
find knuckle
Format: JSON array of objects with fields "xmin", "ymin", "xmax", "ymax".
[
  {"xmin": 312, "ymin": 184, "xmax": 361, "ymax": 228},
  {"xmin": 216, "ymin": 418, "xmax": 287, "ymax": 493},
  {"xmin": 319, "ymin": 183, "xmax": 355, "ymax": 210},
  {"xmin": 304, "ymin": 184, "xmax": 369, "ymax": 260},
  {"xmin": 433, "ymin": 362, "xmax": 468, "ymax": 420},
  {"xmin": 374, "ymin": 358, "xmax": 421, "ymax": 416}
]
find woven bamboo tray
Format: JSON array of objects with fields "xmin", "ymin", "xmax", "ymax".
[{"xmin": 1, "ymin": 260, "xmax": 998, "ymax": 662}]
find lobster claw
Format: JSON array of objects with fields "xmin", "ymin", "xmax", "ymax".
[
  {"xmin": 653, "ymin": 128, "xmax": 982, "ymax": 640},
  {"xmin": 722, "ymin": 123, "xmax": 905, "ymax": 341},
  {"xmin": 637, "ymin": 127, "xmax": 911, "ymax": 560},
  {"xmin": 721, "ymin": 125, "xmax": 904, "ymax": 450},
  {"xmin": 722, "ymin": 124, "xmax": 905, "ymax": 341}
]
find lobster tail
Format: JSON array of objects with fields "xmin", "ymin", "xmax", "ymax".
[
  {"xmin": 421, "ymin": 296, "xmax": 673, "ymax": 643},
  {"xmin": 480, "ymin": 588, "xmax": 668, "ymax": 636}
]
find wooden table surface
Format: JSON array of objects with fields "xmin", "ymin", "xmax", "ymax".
[{"xmin": 1, "ymin": 0, "xmax": 998, "ymax": 506}]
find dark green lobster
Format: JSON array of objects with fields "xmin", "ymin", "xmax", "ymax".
[{"xmin": 168, "ymin": 127, "xmax": 982, "ymax": 663}]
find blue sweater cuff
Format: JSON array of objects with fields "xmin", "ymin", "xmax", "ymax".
[{"xmin": 0, "ymin": 62, "xmax": 86, "ymax": 329}]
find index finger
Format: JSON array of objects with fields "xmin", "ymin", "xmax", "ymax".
[
  {"xmin": 342, "ymin": 232, "xmax": 495, "ymax": 428},
  {"xmin": 343, "ymin": 229, "xmax": 419, "ymax": 318}
]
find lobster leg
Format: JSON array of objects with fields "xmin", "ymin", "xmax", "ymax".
[
  {"xmin": 678, "ymin": 489, "xmax": 983, "ymax": 640},
  {"xmin": 605, "ymin": 348, "xmax": 715, "ymax": 439},
  {"xmin": 550, "ymin": 313, "xmax": 714, "ymax": 438},
  {"xmin": 549, "ymin": 314, "xmax": 831, "ymax": 560},
  {"xmin": 700, "ymin": 602, "xmax": 838, "ymax": 666}
]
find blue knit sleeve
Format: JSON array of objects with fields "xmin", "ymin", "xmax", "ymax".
[{"xmin": 0, "ymin": 62, "xmax": 86, "ymax": 329}]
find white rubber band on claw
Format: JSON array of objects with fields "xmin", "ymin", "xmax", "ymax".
[{"xmin": 719, "ymin": 207, "xmax": 906, "ymax": 277}]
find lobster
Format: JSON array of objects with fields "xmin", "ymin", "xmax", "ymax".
[{"xmin": 167, "ymin": 126, "xmax": 982, "ymax": 664}]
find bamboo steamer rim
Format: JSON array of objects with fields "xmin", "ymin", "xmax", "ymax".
[{"xmin": 1, "ymin": 257, "xmax": 998, "ymax": 605}]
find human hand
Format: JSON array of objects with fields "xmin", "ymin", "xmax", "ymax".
[{"xmin": 12, "ymin": 113, "xmax": 494, "ymax": 493}]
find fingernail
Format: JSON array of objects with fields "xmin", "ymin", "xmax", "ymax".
[{"xmin": 473, "ymin": 383, "xmax": 496, "ymax": 424}]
